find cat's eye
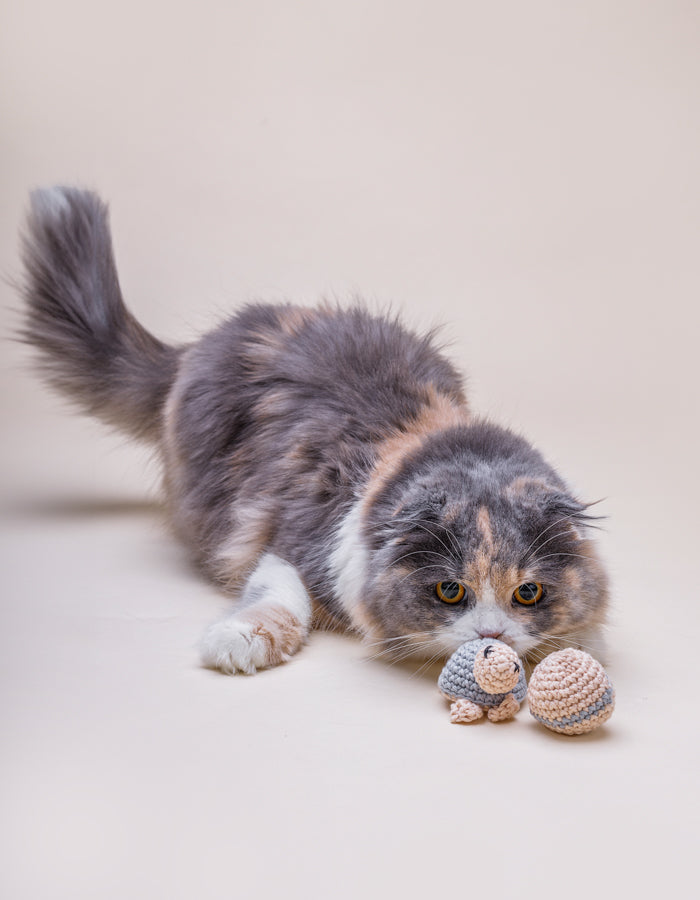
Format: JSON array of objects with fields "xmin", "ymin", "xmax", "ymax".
[
  {"xmin": 436, "ymin": 581, "xmax": 466, "ymax": 604},
  {"xmin": 513, "ymin": 582, "xmax": 544, "ymax": 605}
]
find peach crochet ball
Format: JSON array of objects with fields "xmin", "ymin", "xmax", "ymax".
[{"xmin": 527, "ymin": 648, "xmax": 615, "ymax": 735}]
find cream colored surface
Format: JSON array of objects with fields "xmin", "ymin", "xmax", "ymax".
[{"xmin": 1, "ymin": 2, "xmax": 698, "ymax": 898}]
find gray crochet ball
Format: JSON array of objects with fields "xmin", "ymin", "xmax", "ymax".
[{"xmin": 438, "ymin": 638, "xmax": 527, "ymax": 708}]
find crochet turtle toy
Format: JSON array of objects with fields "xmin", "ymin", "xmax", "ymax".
[
  {"xmin": 439, "ymin": 639, "xmax": 615, "ymax": 734},
  {"xmin": 438, "ymin": 638, "xmax": 527, "ymax": 723}
]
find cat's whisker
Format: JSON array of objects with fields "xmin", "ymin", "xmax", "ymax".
[
  {"xmin": 409, "ymin": 646, "xmax": 449, "ymax": 678},
  {"xmin": 390, "ymin": 549, "xmax": 457, "ymax": 569},
  {"xmin": 530, "ymin": 632, "xmax": 603, "ymax": 656},
  {"xmin": 362, "ymin": 629, "xmax": 445, "ymax": 664},
  {"xmin": 412, "ymin": 516, "xmax": 463, "ymax": 559},
  {"xmin": 543, "ymin": 632, "xmax": 604, "ymax": 655},
  {"xmin": 364, "ymin": 640, "xmax": 442, "ymax": 665},
  {"xmin": 363, "ymin": 631, "xmax": 439, "ymax": 649},
  {"xmin": 520, "ymin": 513, "xmax": 581, "ymax": 564},
  {"xmin": 573, "ymin": 520, "xmax": 606, "ymax": 533},
  {"xmin": 363, "ymin": 632, "xmax": 437, "ymax": 649},
  {"xmin": 373, "ymin": 517, "xmax": 461, "ymax": 562},
  {"xmin": 530, "ymin": 551, "xmax": 593, "ymax": 564},
  {"xmin": 394, "ymin": 564, "xmax": 448, "ymax": 588},
  {"xmin": 363, "ymin": 640, "xmax": 424, "ymax": 659},
  {"xmin": 527, "ymin": 529, "xmax": 579, "ymax": 558}
]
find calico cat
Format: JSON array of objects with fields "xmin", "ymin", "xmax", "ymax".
[{"xmin": 19, "ymin": 187, "xmax": 609, "ymax": 674}]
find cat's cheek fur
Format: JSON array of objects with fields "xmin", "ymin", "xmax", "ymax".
[{"xmin": 200, "ymin": 554, "xmax": 312, "ymax": 674}]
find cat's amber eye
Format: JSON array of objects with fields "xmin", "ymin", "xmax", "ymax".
[
  {"xmin": 436, "ymin": 581, "xmax": 466, "ymax": 604},
  {"xmin": 513, "ymin": 582, "xmax": 544, "ymax": 605}
]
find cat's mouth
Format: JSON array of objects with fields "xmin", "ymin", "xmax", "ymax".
[{"xmin": 438, "ymin": 629, "xmax": 535, "ymax": 658}]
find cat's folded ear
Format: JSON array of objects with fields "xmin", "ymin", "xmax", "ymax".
[
  {"xmin": 507, "ymin": 479, "xmax": 604, "ymax": 531},
  {"xmin": 372, "ymin": 484, "xmax": 449, "ymax": 546},
  {"xmin": 544, "ymin": 492, "xmax": 587, "ymax": 517},
  {"xmin": 544, "ymin": 492, "xmax": 605, "ymax": 529},
  {"xmin": 393, "ymin": 482, "xmax": 447, "ymax": 520}
]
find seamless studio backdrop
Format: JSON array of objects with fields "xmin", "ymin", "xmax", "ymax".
[{"xmin": 1, "ymin": 3, "xmax": 698, "ymax": 899}]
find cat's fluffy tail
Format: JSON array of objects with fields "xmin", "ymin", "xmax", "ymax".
[{"xmin": 20, "ymin": 187, "xmax": 180, "ymax": 443}]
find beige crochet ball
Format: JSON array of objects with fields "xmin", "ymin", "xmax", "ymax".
[{"xmin": 527, "ymin": 648, "xmax": 615, "ymax": 735}]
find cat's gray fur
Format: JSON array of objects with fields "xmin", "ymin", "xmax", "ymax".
[{"xmin": 19, "ymin": 187, "xmax": 609, "ymax": 674}]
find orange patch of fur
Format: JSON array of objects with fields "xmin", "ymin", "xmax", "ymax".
[
  {"xmin": 561, "ymin": 565, "xmax": 583, "ymax": 597},
  {"xmin": 489, "ymin": 565, "xmax": 521, "ymax": 599},
  {"xmin": 213, "ymin": 497, "xmax": 276, "ymax": 588},
  {"xmin": 243, "ymin": 305, "xmax": 328, "ymax": 383},
  {"xmin": 253, "ymin": 387, "xmax": 292, "ymax": 421},
  {"xmin": 275, "ymin": 304, "xmax": 318, "ymax": 337},
  {"xmin": 570, "ymin": 541, "xmax": 609, "ymax": 629},
  {"xmin": 465, "ymin": 557, "xmax": 520, "ymax": 604},
  {"xmin": 464, "ymin": 509, "xmax": 521, "ymax": 605},
  {"xmin": 238, "ymin": 605, "xmax": 306, "ymax": 666},
  {"xmin": 476, "ymin": 507, "xmax": 494, "ymax": 549},
  {"xmin": 364, "ymin": 387, "xmax": 469, "ymax": 510},
  {"xmin": 467, "ymin": 507, "xmax": 501, "ymax": 588},
  {"xmin": 351, "ymin": 602, "xmax": 386, "ymax": 641},
  {"xmin": 504, "ymin": 476, "xmax": 554, "ymax": 499}
]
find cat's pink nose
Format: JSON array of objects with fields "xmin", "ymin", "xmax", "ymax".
[{"xmin": 478, "ymin": 630, "xmax": 503, "ymax": 639}]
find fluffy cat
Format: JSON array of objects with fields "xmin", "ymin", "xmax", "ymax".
[{"xmin": 19, "ymin": 187, "xmax": 609, "ymax": 674}]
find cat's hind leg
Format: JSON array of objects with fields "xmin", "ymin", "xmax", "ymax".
[{"xmin": 200, "ymin": 553, "xmax": 312, "ymax": 674}]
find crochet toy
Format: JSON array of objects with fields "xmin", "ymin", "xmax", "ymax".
[
  {"xmin": 439, "ymin": 640, "xmax": 615, "ymax": 735},
  {"xmin": 527, "ymin": 648, "xmax": 615, "ymax": 735},
  {"xmin": 438, "ymin": 638, "xmax": 527, "ymax": 723}
]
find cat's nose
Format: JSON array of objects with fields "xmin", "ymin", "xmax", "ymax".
[{"xmin": 478, "ymin": 630, "xmax": 503, "ymax": 640}]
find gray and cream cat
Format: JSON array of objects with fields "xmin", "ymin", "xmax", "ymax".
[{"xmin": 19, "ymin": 187, "xmax": 609, "ymax": 674}]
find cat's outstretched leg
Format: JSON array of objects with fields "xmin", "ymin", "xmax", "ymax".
[{"xmin": 200, "ymin": 553, "xmax": 312, "ymax": 674}]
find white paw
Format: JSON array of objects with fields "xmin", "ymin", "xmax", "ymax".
[{"xmin": 200, "ymin": 618, "xmax": 280, "ymax": 675}]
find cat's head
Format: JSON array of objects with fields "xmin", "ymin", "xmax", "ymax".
[{"xmin": 358, "ymin": 422, "xmax": 609, "ymax": 662}]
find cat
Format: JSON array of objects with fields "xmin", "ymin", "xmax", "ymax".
[{"xmin": 19, "ymin": 187, "xmax": 609, "ymax": 675}]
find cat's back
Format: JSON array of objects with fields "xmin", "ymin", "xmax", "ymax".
[
  {"xmin": 167, "ymin": 302, "xmax": 468, "ymax": 508},
  {"xmin": 203, "ymin": 302, "xmax": 465, "ymax": 423}
]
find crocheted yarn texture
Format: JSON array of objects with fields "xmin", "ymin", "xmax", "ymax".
[
  {"xmin": 438, "ymin": 638, "xmax": 527, "ymax": 708},
  {"xmin": 527, "ymin": 648, "xmax": 615, "ymax": 735}
]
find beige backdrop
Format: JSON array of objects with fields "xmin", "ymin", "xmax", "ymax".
[{"xmin": 2, "ymin": 2, "xmax": 699, "ymax": 898}]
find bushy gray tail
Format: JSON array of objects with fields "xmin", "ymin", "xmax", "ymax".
[{"xmin": 20, "ymin": 187, "xmax": 180, "ymax": 443}]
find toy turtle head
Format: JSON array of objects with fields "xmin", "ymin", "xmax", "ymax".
[{"xmin": 473, "ymin": 641, "xmax": 521, "ymax": 694}]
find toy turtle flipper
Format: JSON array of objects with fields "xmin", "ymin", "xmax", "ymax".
[
  {"xmin": 487, "ymin": 692, "xmax": 521, "ymax": 722},
  {"xmin": 449, "ymin": 698, "xmax": 485, "ymax": 723}
]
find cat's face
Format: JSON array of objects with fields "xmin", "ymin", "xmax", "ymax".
[{"xmin": 361, "ymin": 461, "xmax": 609, "ymax": 662}]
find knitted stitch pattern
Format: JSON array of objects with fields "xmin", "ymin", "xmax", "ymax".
[
  {"xmin": 527, "ymin": 648, "xmax": 615, "ymax": 735},
  {"xmin": 473, "ymin": 642, "xmax": 521, "ymax": 694},
  {"xmin": 438, "ymin": 639, "xmax": 527, "ymax": 708}
]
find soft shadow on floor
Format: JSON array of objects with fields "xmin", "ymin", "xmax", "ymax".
[{"xmin": 3, "ymin": 495, "xmax": 162, "ymax": 521}]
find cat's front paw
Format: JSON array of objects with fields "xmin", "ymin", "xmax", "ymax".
[
  {"xmin": 200, "ymin": 620, "xmax": 264, "ymax": 674},
  {"xmin": 200, "ymin": 606, "xmax": 307, "ymax": 675}
]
